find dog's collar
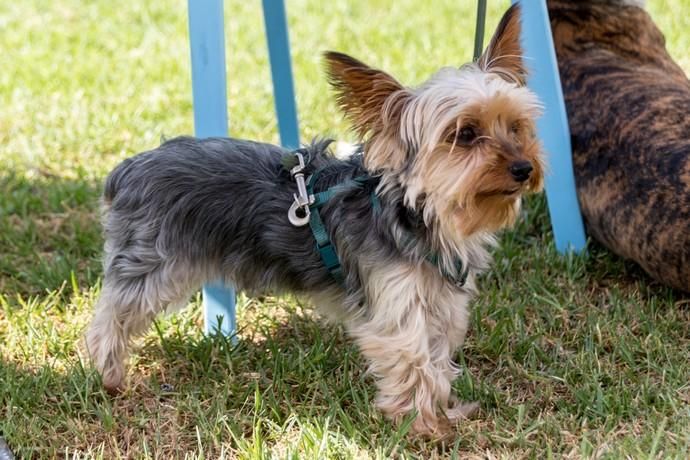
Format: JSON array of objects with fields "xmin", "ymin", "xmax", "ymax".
[
  {"xmin": 396, "ymin": 227, "xmax": 470, "ymax": 288},
  {"xmin": 284, "ymin": 151, "xmax": 469, "ymax": 288}
]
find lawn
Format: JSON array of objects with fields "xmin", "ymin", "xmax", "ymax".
[{"xmin": 1, "ymin": 0, "xmax": 689, "ymax": 458}]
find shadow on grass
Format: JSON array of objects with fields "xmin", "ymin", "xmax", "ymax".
[
  {"xmin": 0, "ymin": 304, "xmax": 470, "ymax": 458},
  {"xmin": 0, "ymin": 354, "xmax": 113, "ymax": 458},
  {"xmin": 140, "ymin": 304, "xmax": 460, "ymax": 457},
  {"xmin": 0, "ymin": 171, "xmax": 104, "ymax": 300},
  {"xmin": 504, "ymin": 194, "xmax": 688, "ymax": 301},
  {"xmin": 2, "ymin": 284, "xmax": 689, "ymax": 458}
]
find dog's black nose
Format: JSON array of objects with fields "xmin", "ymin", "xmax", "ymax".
[{"xmin": 509, "ymin": 161, "xmax": 533, "ymax": 182}]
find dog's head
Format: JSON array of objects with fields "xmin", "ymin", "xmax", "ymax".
[{"xmin": 325, "ymin": 4, "xmax": 544, "ymax": 243}]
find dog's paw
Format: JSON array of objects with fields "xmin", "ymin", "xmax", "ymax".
[
  {"xmin": 407, "ymin": 415, "xmax": 451, "ymax": 440},
  {"xmin": 446, "ymin": 400, "xmax": 480, "ymax": 422},
  {"xmin": 99, "ymin": 362, "xmax": 126, "ymax": 394},
  {"xmin": 406, "ymin": 401, "xmax": 479, "ymax": 439}
]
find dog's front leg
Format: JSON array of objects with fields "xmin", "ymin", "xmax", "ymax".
[{"xmin": 348, "ymin": 263, "xmax": 476, "ymax": 437}]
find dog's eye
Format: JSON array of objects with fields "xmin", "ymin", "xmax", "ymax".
[
  {"xmin": 511, "ymin": 122, "xmax": 521, "ymax": 134},
  {"xmin": 457, "ymin": 126, "xmax": 477, "ymax": 144}
]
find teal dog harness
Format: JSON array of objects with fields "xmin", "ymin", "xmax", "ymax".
[{"xmin": 285, "ymin": 151, "xmax": 469, "ymax": 288}]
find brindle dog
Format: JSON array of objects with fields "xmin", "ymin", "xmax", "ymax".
[{"xmin": 549, "ymin": 0, "xmax": 690, "ymax": 292}]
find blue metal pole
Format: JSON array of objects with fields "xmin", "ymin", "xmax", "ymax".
[
  {"xmin": 188, "ymin": 0, "xmax": 237, "ymax": 336},
  {"xmin": 261, "ymin": 0, "xmax": 300, "ymax": 148},
  {"xmin": 513, "ymin": 0, "xmax": 587, "ymax": 253}
]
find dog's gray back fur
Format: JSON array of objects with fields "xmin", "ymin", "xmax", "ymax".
[{"xmin": 102, "ymin": 136, "xmax": 479, "ymax": 317}]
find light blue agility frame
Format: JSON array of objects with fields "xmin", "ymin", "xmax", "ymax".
[
  {"xmin": 262, "ymin": 0, "xmax": 301, "ymax": 149},
  {"xmin": 187, "ymin": 0, "xmax": 585, "ymax": 336},
  {"xmin": 514, "ymin": 0, "xmax": 587, "ymax": 253},
  {"xmin": 188, "ymin": 0, "xmax": 236, "ymax": 336},
  {"xmin": 187, "ymin": 0, "xmax": 299, "ymax": 336}
]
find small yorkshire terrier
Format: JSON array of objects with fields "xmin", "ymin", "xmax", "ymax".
[{"xmin": 87, "ymin": 4, "xmax": 543, "ymax": 436}]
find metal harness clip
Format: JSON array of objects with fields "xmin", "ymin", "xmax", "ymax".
[{"xmin": 288, "ymin": 152, "xmax": 313, "ymax": 227}]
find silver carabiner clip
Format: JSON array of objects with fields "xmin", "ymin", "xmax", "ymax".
[
  {"xmin": 288, "ymin": 199, "xmax": 311, "ymax": 226},
  {"xmin": 287, "ymin": 152, "xmax": 312, "ymax": 227}
]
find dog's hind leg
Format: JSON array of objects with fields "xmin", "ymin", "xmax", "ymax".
[{"xmin": 85, "ymin": 242, "xmax": 199, "ymax": 391}]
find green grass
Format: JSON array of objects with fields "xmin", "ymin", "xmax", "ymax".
[{"xmin": 1, "ymin": 0, "xmax": 690, "ymax": 458}]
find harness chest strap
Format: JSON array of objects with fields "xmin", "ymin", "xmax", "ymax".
[{"xmin": 306, "ymin": 172, "xmax": 369, "ymax": 285}]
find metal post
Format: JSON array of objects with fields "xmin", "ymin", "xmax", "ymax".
[
  {"xmin": 188, "ymin": 0, "xmax": 237, "ymax": 336},
  {"xmin": 262, "ymin": 0, "xmax": 300, "ymax": 148},
  {"xmin": 514, "ymin": 0, "xmax": 587, "ymax": 252}
]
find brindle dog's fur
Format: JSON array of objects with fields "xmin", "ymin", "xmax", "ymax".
[{"xmin": 549, "ymin": 0, "xmax": 690, "ymax": 291}]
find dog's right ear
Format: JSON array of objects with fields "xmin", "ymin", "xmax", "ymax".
[
  {"xmin": 324, "ymin": 51, "xmax": 406, "ymax": 139},
  {"xmin": 477, "ymin": 3, "xmax": 526, "ymax": 85}
]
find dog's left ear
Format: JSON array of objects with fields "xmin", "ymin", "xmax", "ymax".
[
  {"xmin": 324, "ymin": 51, "xmax": 406, "ymax": 138},
  {"xmin": 478, "ymin": 3, "xmax": 526, "ymax": 85}
]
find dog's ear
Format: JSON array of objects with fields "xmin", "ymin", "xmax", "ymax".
[
  {"xmin": 478, "ymin": 4, "xmax": 526, "ymax": 85},
  {"xmin": 324, "ymin": 51, "xmax": 406, "ymax": 139}
]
